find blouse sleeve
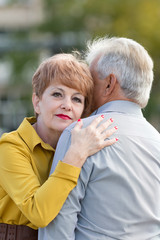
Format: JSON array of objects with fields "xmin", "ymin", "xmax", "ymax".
[{"xmin": 0, "ymin": 134, "xmax": 80, "ymax": 228}]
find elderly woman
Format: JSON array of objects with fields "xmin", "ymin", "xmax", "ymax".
[{"xmin": 0, "ymin": 53, "xmax": 117, "ymax": 240}]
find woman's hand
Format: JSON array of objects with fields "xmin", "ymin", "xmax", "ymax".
[{"xmin": 63, "ymin": 115, "xmax": 118, "ymax": 168}]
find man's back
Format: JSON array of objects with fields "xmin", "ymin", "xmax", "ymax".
[{"xmin": 39, "ymin": 101, "xmax": 160, "ymax": 240}]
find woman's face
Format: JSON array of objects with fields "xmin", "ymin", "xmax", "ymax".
[{"xmin": 33, "ymin": 82, "xmax": 85, "ymax": 134}]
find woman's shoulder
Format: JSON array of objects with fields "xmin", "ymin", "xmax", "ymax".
[
  {"xmin": 0, "ymin": 130, "xmax": 19, "ymax": 144},
  {"xmin": 0, "ymin": 130, "xmax": 26, "ymax": 155},
  {"xmin": 0, "ymin": 117, "xmax": 36, "ymax": 147},
  {"xmin": 0, "ymin": 129, "xmax": 31, "ymax": 164}
]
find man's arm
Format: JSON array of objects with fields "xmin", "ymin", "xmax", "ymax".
[{"xmin": 38, "ymin": 127, "xmax": 92, "ymax": 240}]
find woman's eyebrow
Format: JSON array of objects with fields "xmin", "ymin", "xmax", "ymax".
[
  {"xmin": 51, "ymin": 87, "xmax": 64, "ymax": 92},
  {"xmin": 73, "ymin": 92, "xmax": 83, "ymax": 96},
  {"xmin": 50, "ymin": 87, "xmax": 83, "ymax": 96}
]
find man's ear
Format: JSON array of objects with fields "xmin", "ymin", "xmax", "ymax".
[
  {"xmin": 32, "ymin": 93, "xmax": 41, "ymax": 114},
  {"xmin": 104, "ymin": 74, "xmax": 117, "ymax": 95}
]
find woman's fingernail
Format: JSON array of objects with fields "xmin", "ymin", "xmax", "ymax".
[
  {"xmin": 110, "ymin": 118, "xmax": 114, "ymax": 122},
  {"xmin": 115, "ymin": 138, "xmax": 118, "ymax": 141},
  {"xmin": 101, "ymin": 115, "xmax": 104, "ymax": 118},
  {"xmin": 78, "ymin": 119, "xmax": 81, "ymax": 122},
  {"xmin": 114, "ymin": 126, "xmax": 118, "ymax": 130}
]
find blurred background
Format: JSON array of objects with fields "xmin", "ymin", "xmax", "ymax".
[{"xmin": 0, "ymin": 0, "xmax": 159, "ymax": 136}]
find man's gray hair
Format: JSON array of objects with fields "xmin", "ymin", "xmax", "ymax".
[{"xmin": 85, "ymin": 37, "xmax": 154, "ymax": 108}]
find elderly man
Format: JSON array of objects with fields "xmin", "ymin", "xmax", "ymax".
[{"xmin": 39, "ymin": 37, "xmax": 160, "ymax": 239}]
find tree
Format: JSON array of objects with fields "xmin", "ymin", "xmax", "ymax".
[
  {"xmin": 1, "ymin": 0, "xmax": 159, "ymax": 131},
  {"xmin": 40, "ymin": 0, "xmax": 160, "ymax": 129}
]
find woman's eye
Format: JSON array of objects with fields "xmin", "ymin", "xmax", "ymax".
[
  {"xmin": 52, "ymin": 92, "xmax": 62, "ymax": 97},
  {"xmin": 73, "ymin": 97, "xmax": 82, "ymax": 103}
]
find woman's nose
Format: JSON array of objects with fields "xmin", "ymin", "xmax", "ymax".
[{"xmin": 60, "ymin": 99, "xmax": 72, "ymax": 111}]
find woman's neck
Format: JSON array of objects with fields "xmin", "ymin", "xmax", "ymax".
[{"xmin": 32, "ymin": 122, "xmax": 62, "ymax": 149}]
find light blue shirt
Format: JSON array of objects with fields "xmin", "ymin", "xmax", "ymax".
[{"xmin": 39, "ymin": 101, "xmax": 160, "ymax": 240}]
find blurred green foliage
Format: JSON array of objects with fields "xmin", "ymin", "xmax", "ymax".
[
  {"xmin": 41, "ymin": 0, "xmax": 160, "ymax": 125},
  {"xmin": 1, "ymin": 0, "xmax": 159, "ymax": 130}
]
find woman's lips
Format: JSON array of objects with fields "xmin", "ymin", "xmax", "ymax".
[{"xmin": 56, "ymin": 114, "xmax": 72, "ymax": 120}]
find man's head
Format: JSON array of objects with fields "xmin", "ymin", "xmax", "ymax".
[{"xmin": 85, "ymin": 36, "xmax": 154, "ymax": 111}]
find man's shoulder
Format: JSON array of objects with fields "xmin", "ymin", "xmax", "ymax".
[{"xmin": 64, "ymin": 115, "xmax": 100, "ymax": 132}]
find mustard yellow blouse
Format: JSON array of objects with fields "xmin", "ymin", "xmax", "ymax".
[{"xmin": 0, "ymin": 117, "xmax": 80, "ymax": 229}]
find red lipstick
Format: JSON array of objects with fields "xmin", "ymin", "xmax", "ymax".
[{"xmin": 56, "ymin": 114, "xmax": 71, "ymax": 120}]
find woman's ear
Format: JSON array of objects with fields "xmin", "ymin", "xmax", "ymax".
[
  {"xmin": 32, "ymin": 93, "xmax": 41, "ymax": 115},
  {"xmin": 104, "ymin": 74, "xmax": 117, "ymax": 95}
]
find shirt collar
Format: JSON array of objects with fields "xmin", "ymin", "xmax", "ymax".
[
  {"xmin": 91, "ymin": 100, "xmax": 143, "ymax": 117},
  {"xmin": 17, "ymin": 117, "xmax": 55, "ymax": 152}
]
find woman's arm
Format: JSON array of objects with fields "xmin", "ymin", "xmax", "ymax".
[
  {"xmin": 0, "ymin": 116, "xmax": 117, "ymax": 228},
  {"xmin": 0, "ymin": 138, "xmax": 81, "ymax": 228}
]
